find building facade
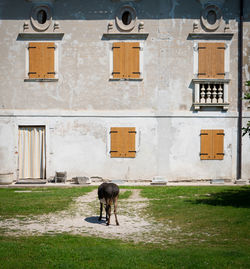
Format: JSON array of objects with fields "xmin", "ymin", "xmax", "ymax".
[{"xmin": 0, "ymin": 0, "xmax": 249, "ymax": 182}]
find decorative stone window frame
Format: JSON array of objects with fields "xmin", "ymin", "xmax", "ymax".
[
  {"xmin": 192, "ymin": 40, "xmax": 231, "ymax": 110},
  {"xmin": 30, "ymin": 5, "xmax": 52, "ymax": 32},
  {"xmin": 109, "ymin": 41, "xmax": 143, "ymax": 81},
  {"xmin": 24, "ymin": 42, "xmax": 59, "ymax": 82},
  {"xmin": 201, "ymin": 4, "xmax": 222, "ymax": 32},
  {"xmin": 115, "ymin": 5, "xmax": 137, "ymax": 32}
]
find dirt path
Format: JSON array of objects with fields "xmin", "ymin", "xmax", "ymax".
[{"xmin": 0, "ymin": 189, "xmax": 177, "ymax": 243}]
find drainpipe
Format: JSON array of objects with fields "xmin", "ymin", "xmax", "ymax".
[{"xmin": 236, "ymin": 0, "xmax": 243, "ymax": 181}]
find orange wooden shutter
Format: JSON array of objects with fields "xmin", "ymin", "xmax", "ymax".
[
  {"xmin": 213, "ymin": 130, "xmax": 224, "ymax": 160},
  {"xmin": 127, "ymin": 43, "xmax": 140, "ymax": 79},
  {"xmin": 29, "ymin": 42, "xmax": 42, "ymax": 78},
  {"xmin": 44, "ymin": 42, "xmax": 55, "ymax": 79},
  {"xmin": 126, "ymin": 127, "xmax": 136, "ymax": 158},
  {"xmin": 110, "ymin": 128, "xmax": 121, "ymax": 158},
  {"xmin": 213, "ymin": 43, "xmax": 225, "ymax": 79},
  {"xmin": 198, "ymin": 43, "xmax": 225, "ymax": 79},
  {"xmin": 29, "ymin": 42, "xmax": 55, "ymax": 79},
  {"xmin": 200, "ymin": 130, "xmax": 213, "ymax": 160},
  {"xmin": 110, "ymin": 127, "xmax": 136, "ymax": 158},
  {"xmin": 198, "ymin": 43, "xmax": 209, "ymax": 78},
  {"xmin": 113, "ymin": 42, "xmax": 124, "ymax": 79}
]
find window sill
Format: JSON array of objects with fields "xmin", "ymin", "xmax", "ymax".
[
  {"xmin": 193, "ymin": 103, "xmax": 229, "ymax": 111},
  {"xmin": 109, "ymin": 78, "xmax": 143, "ymax": 81},
  {"xmin": 192, "ymin": 78, "xmax": 230, "ymax": 84},
  {"xmin": 24, "ymin": 78, "xmax": 59, "ymax": 82}
]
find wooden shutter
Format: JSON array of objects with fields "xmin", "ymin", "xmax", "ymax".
[
  {"xmin": 200, "ymin": 129, "xmax": 224, "ymax": 160},
  {"xmin": 29, "ymin": 42, "xmax": 42, "ymax": 78},
  {"xmin": 110, "ymin": 127, "xmax": 136, "ymax": 158},
  {"xmin": 200, "ymin": 130, "xmax": 213, "ymax": 160},
  {"xmin": 213, "ymin": 43, "xmax": 225, "ymax": 79},
  {"xmin": 28, "ymin": 42, "xmax": 55, "ymax": 79},
  {"xmin": 112, "ymin": 42, "xmax": 140, "ymax": 79},
  {"xmin": 198, "ymin": 43, "xmax": 225, "ymax": 79},
  {"xmin": 127, "ymin": 42, "xmax": 140, "ymax": 79},
  {"xmin": 110, "ymin": 128, "xmax": 121, "ymax": 158},
  {"xmin": 213, "ymin": 129, "xmax": 224, "ymax": 160},
  {"xmin": 113, "ymin": 42, "xmax": 124, "ymax": 79},
  {"xmin": 44, "ymin": 42, "xmax": 55, "ymax": 79},
  {"xmin": 198, "ymin": 43, "xmax": 209, "ymax": 78},
  {"xmin": 127, "ymin": 127, "xmax": 136, "ymax": 157}
]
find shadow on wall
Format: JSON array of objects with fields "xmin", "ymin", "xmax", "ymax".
[
  {"xmin": 190, "ymin": 187, "xmax": 250, "ymax": 208},
  {"xmin": 0, "ymin": 0, "xmax": 246, "ymax": 21}
]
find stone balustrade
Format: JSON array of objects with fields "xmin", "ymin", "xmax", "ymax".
[{"xmin": 192, "ymin": 79, "xmax": 230, "ymax": 110}]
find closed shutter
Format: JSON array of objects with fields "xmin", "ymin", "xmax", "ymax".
[
  {"xmin": 200, "ymin": 130, "xmax": 213, "ymax": 159},
  {"xmin": 198, "ymin": 43, "xmax": 225, "ymax": 79},
  {"xmin": 29, "ymin": 42, "xmax": 42, "ymax": 78},
  {"xmin": 113, "ymin": 42, "xmax": 124, "ymax": 79},
  {"xmin": 213, "ymin": 129, "xmax": 224, "ymax": 160},
  {"xmin": 44, "ymin": 42, "xmax": 55, "ymax": 79},
  {"xmin": 28, "ymin": 42, "xmax": 55, "ymax": 79},
  {"xmin": 110, "ymin": 128, "xmax": 121, "ymax": 158},
  {"xmin": 200, "ymin": 129, "xmax": 224, "ymax": 160},
  {"xmin": 110, "ymin": 127, "xmax": 136, "ymax": 158},
  {"xmin": 127, "ymin": 127, "xmax": 136, "ymax": 157},
  {"xmin": 127, "ymin": 42, "xmax": 140, "ymax": 79},
  {"xmin": 214, "ymin": 43, "xmax": 225, "ymax": 79},
  {"xmin": 112, "ymin": 42, "xmax": 140, "ymax": 79},
  {"xmin": 198, "ymin": 43, "xmax": 210, "ymax": 78}
]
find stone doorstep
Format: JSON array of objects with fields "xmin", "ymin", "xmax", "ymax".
[
  {"xmin": 15, "ymin": 179, "xmax": 47, "ymax": 184},
  {"xmin": 211, "ymin": 179, "xmax": 225, "ymax": 184},
  {"xmin": 150, "ymin": 182, "xmax": 167, "ymax": 186},
  {"xmin": 235, "ymin": 180, "xmax": 249, "ymax": 185}
]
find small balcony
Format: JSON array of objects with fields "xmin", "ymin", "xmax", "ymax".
[{"xmin": 192, "ymin": 79, "xmax": 230, "ymax": 110}]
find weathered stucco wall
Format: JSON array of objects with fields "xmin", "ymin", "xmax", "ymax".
[{"xmin": 0, "ymin": 0, "xmax": 249, "ymax": 181}]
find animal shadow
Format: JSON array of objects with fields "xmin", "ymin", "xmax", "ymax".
[{"xmin": 84, "ymin": 216, "xmax": 106, "ymax": 224}]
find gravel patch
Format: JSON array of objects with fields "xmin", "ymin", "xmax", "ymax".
[{"xmin": 0, "ymin": 189, "xmax": 179, "ymax": 243}]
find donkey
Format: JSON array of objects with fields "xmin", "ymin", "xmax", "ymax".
[{"xmin": 98, "ymin": 182, "xmax": 119, "ymax": 226}]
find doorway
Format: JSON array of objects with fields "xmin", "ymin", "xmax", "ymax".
[{"xmin": 18, "ymin": 126, "xmax": 46, "ymax": 179}]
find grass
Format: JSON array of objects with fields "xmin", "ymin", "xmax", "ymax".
[
  {"xmin": 0, "ymin": 186, "xmax": 249, "ymax": 268},
  {"xmin": 119, "ymin": 190, "xmax": 132, "ymax": 199},
  {"xmin": 0, "ymin": 187, "xmax": 94, "ymax": 218}
]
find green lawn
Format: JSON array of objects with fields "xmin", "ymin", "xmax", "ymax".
[{"xmin": 0, "ymin": 186, "xmax": 249, "ymax": 268}]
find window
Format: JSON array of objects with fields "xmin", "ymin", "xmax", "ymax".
[
  {"xmin": 193, "ymin": 42, "xmax": 230, "ymax": 110},
  {"xmin": 115, "ymin": 5, "xmax": 137, "ymax": 32},
  {"xmin": 200, "ymin": 129, "xmax": 224, "ymax": 160},
  {"xmin": 198, "ymin": 43, "xmax": 225, "ymax": 79},
  {"xmin": 112, "ymin": 42, "xmax": 141, "ymax": 79},
  {"xmin": 27, "ymin": 42, "xmax": 57, "ymax": 80},
  {"xmin": 110, "ymin": 127, "xmax": 136, "ymax": 158},
  {"xmin": 30, "ymin": 5, "xmax": 52, "ymax": 32}
]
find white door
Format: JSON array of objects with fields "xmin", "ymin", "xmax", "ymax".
[{"xmin": 18, "ymin": 126, "xmax": 46, "ymax": 179}]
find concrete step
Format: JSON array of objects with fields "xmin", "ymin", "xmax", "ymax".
[{"xmin": 16, "ymin": 179, "xmax": 47, "ymax": 184}]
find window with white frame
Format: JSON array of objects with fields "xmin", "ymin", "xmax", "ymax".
[
  {"xmin": 192, "ymin": 41, "xmax": 230, "ymax": 110},
  {"xmin": 25, "ymin": 42, "xmax": 58, "ymax": 81},
  {"xmin": 110, "ymin": 42, "xmax": 143, "ymax": 80}
]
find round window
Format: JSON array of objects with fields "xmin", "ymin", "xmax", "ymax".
[
  {"xmin": 37, "ymin": 9, "xmax": 47, "ymax": 24},
  {"xmin": 201, "ymin": 5, "xmax": 221, "ymax": 31},
  {"xmin": 122, "ymin": 11, "xmax": 132, "ymax": 25},
  {"xmin": 116, "ymin": 6, "xmax": 137, "ymax": 32},
  {"xmin": 30, "ymin": 5, "xmax": 52, "ymax": 32}
]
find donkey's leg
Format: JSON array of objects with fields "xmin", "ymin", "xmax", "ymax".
[
  {"xmin": 98, "ymin": 202, "xmax": 103, "ymax": 221},
  {"xmin": 106, "ymin": 204, "xmax": 111, "ymax": 226},
  {"xmin": 114, "ymin": 197, "xmax": 119, "ymax": 226}
]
